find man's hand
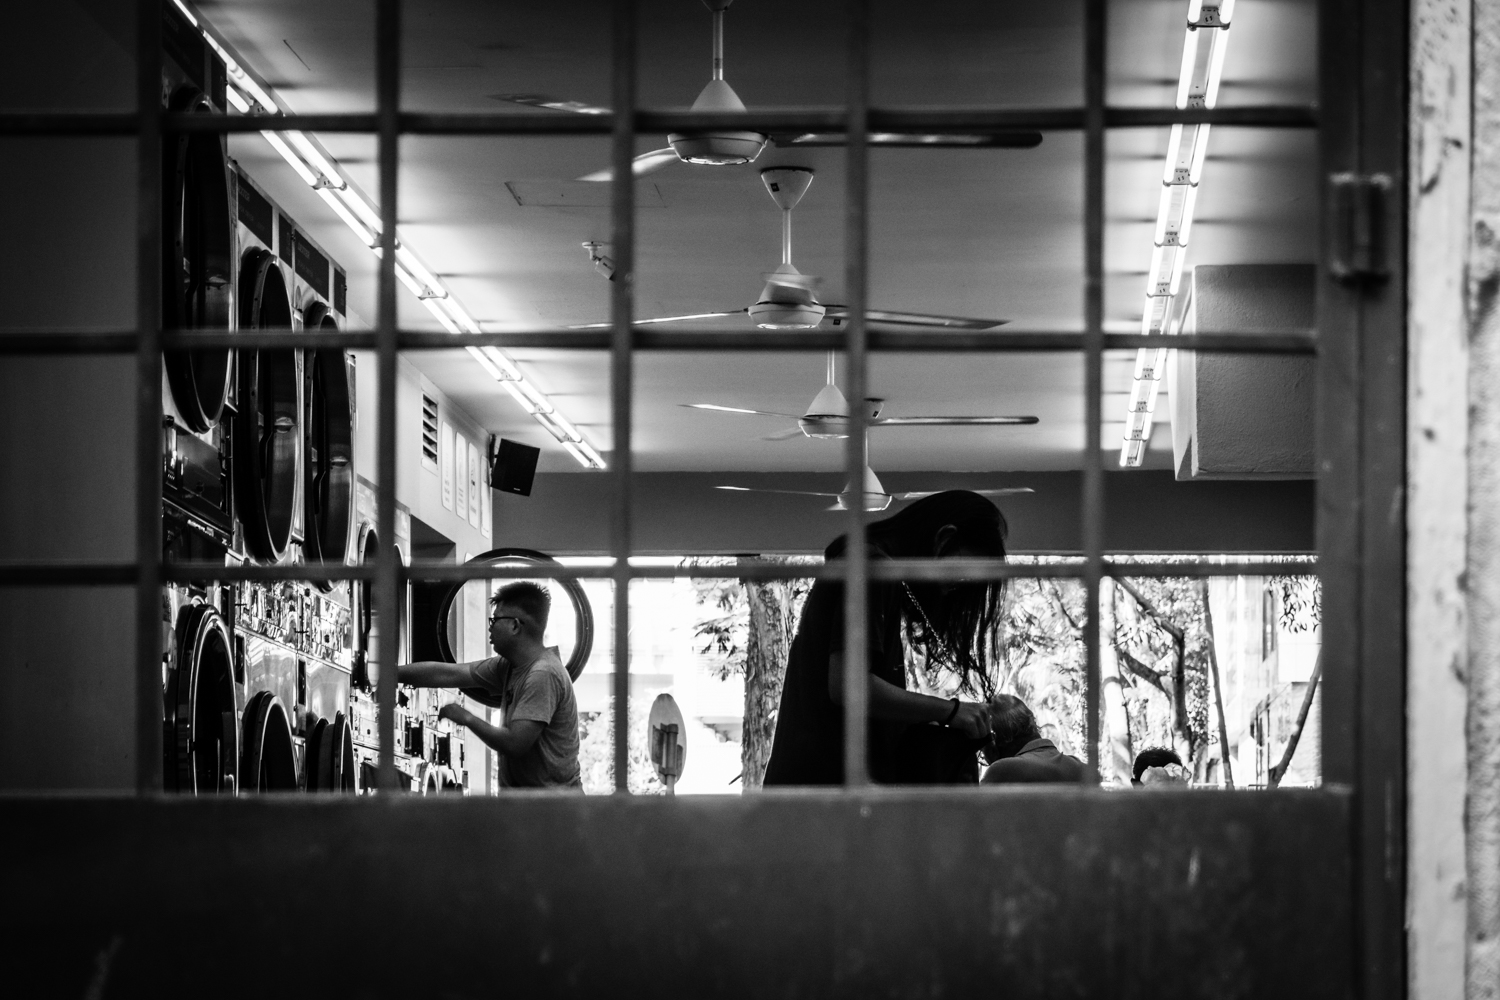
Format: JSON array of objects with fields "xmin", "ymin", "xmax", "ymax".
[
  {"xmin": 949, "ymin": 701, "xmax": 992, "ymax": 740},
  {"xmin": 438, "ymin": 702, "xmax": 470, "ymax": 725}
]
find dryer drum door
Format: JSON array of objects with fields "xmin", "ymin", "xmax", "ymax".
[
  {"xmin": 235, "ymin": 248, "xmax": 300, "ymax": 563},
  {"xmin": 303, "ymin": 337, "xmax": 354, "ymax": 576},
  {"xmin": 162, "ymin": 88, "xmax": 233, "ymax": 433},
  {"xmin": 433, "ymin": 548, "xmax": 594, "ymax": 709},
  {"xmin": 165, "ymin": 603, "xmax": 239, "ymax": 793},
  {"xmin": 316, "ymin": 711, "xmax": 358, "ymax": 792},
  {"xmin": 241, "ymin": 690, "xmax": 298, "ymax": 792}
]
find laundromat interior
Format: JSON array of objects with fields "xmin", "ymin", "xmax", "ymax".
[{"xmin": 4, "ymin": 0, "xmax": 1498, "ymax": 997}]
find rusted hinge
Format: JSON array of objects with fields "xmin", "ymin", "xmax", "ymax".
[{"xmin": 1328, "ymin": 172, "xmax": 1392, "ymax": 285}]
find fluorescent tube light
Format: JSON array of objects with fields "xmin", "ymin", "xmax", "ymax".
[
  {"xmin": 437, "ymin": 296, "xmax": 479, "ymax": 333},
  {"xmin": 466, "ymin": 346, "xmax": 509, "ymax": 381},
  {"xmin": 561, "ymin": 440, "xmax": 595, "ymax": 469},
  {"xmin": 1175, "ymin": 28, "xmax": 1202, "ymax": 108},
  {"xmin": 261, "ymin": 132, "xmax": 319, "ymax": 186},
  {"xmin": 334, "ymin": 187, "xmax": 384, "ymax": 236},
  {"xmin": 1153, "ymin": 183, "xmax": 1199, "ymax": 247},
  {"xmin": 501, "ymin": 380, "xmax": 538, "ymax": 414},
  {"xmin": 316, "ymin": 187, "xmax": 376, "ymax": 246},
  {"xmin": 420, "ymin": 296, "xmax": 461, "ymax": 334},
  {"xmin": 1204, "ymin": 26, "xmax": 1230, "ymax": 108},
  {"xmin": 395, "ymin": 245, "xmax": 441, "ymax": 294},
  {"xmin": 394, "ymin": 262, "xmax": 427, "ymax": 299},
  {"xmin": 286, "ymin": 132, "xmax": 343, "ymax": 187},
  {"xmin": 547, "ymin": 411, "xmax": 586, "ymax": 443},
  {"xmin": 573, "ymin": 440, "xmax": 607, "ymax": 469},
  {"xmin": 172, "ymin": 0, "xmax": 198, "ymax": 26},
  {"xmin": 224, "ymin": 86, "xmax": 250, "ymax": 113},
  {"xmin": 480, "ymin": 347, "xmax": 521, "ymax": 380},
  {"xmin": 514, "ymin": 380, "xmax": 555, "ymax": 414}
]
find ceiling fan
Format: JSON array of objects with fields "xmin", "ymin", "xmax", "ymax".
[
  {"xmin": 569, "ymin": 166, "xmax": 1011, "ymax": 331},
  {"xmin": 716, "ymin": 456, "xmax": 1034, "ymax": 513},
  {"xmin": 493, "ymin": 0, "xmax": 1043, "ymax": 183},
  {"xmin": 685, "ymin": 352, "xmax": 1039, "ymax": 440}
]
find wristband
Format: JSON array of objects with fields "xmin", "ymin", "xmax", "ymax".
[{"xmin": 941, "ymin": 698, "xmax": 960, "ymax": 726}]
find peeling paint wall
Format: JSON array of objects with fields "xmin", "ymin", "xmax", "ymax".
[
  {"xmin": 1410, "ymin": 0, "xmax": 1500, "ymax": 995},
  {"xmin": 1468, "ymin": 0, "xmax": 1500, "ymax": 992}
]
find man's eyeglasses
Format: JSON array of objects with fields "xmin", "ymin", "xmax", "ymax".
[{"xmin": 488, "ymin": 615, "xmax": 522, "ymax": 627}]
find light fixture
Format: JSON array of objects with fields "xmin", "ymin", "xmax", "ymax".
[
  {"xmin": 261, "ymin": 131, "xmax": 318, "ymax": 186},
  {"xmin": 1120, "ymin": 0, "xmax": 1231, "ymax": 467},
  {"xmin": 315, "ymin": 187, "xmax": 375, "ymax": 246}
]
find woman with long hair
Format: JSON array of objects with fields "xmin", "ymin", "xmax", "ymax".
[{"xmin": 762, "ymin": 490, "xmax": 1008, "ymax": 786}]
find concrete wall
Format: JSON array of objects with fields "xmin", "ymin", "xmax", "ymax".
[
  {"xmin": 492, "ymin": 469, "xmax": 1316, "ymax": 556},
  {"xmin": 1408, "ymin": 0, "xmax": 1500, "ymax": 994},
  {"xmin": 0, "ymin": 1, "xmax": 139, "ymax": 790},
  {"xmin": 1169, "ymin": 265, "xmax": 1316, "ymax": 480}
]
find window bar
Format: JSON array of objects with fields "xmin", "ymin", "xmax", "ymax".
[
  {"xmin": 135, "ymin": 0, "xmax": 165, "ymax": 795},
  {"xmin": 1081, "ymin": 0, "xmax": 1107, "ymax": 783},
  {"xmin": 841, "ymin": 0, "xmax": 871, "ymax": 789},
  {"xmin": 610, "ymin": 0, "xmax": 637, "ymax": 794},
  {"xmin": 374, "ymin": 0, "xmax": 401, "ymax": 793}
]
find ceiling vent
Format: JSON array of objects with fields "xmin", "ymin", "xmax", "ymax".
[{"xmin": 420, "ymin": 394, "xmax": 439, "ymax": 473}]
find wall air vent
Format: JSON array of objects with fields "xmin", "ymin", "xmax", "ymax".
[{"xmin": 420, "ymin": 394, "xmax": 439, "ymax": 473}]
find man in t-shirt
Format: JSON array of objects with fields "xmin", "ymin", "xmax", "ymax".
[
  {"xmin": 979, "ymin": 694, "xmax": 1089, "ymax": 785},
  {"xmin": 396, "ymin": 581, "xmax": 582, "ymax": 791}
]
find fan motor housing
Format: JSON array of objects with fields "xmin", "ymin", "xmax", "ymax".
[
  {"xmin": 749, "ymin": 300, "xmax": 826, "ymax": 329},
  {"xmin": 668, "ymin": 130, "xmax": 767, "ymax": 165}
]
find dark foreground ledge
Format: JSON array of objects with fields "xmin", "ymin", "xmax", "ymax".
[{"xmin": 0, "ymin": 788, "xmax": 1351, "ymax": 998}]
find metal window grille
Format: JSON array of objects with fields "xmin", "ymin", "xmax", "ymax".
[{"xmin": 0, "ymin": 0, "xmax": 1386, "ymax": 807}]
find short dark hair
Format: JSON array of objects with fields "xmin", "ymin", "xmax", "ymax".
[
  {"xmin": 1132, "ymin": 747, "xmax": 1183, "ymax": 783},
  {"xmin": 988, "ymin": 693, "xmax": 1041, "ymax": 757},
  {"xmin": 491, "ymin": 582, "xmax": 550, "ymax": 635}
]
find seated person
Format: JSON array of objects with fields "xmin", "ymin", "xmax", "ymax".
[
  {"xmin": 979, "ymin": 694, "xmax": 1089, "ymax": 784},
  {"xmin": 1132, "ymin": 746, "xmax": 1191, "ymax": 787}
]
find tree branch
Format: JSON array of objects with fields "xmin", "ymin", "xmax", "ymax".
[
  {"xmin": 1267, "ymin": 650, "xmax": 1323, "ymax": 789},
  {"xmin": 1116, "ymin": 577, "xmax": 1185, "ymax": 641},
  {"xmin": 1116, "ymin": 646, "xmax": 1168, "ymax": 696}
]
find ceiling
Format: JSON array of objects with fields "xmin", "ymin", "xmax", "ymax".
[{"xmin": 203, "ymin": 0, "xmax": 1318, "ymax": 473}]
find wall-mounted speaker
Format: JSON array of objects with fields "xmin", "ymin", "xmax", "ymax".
[{"xmin": 490, "ymin": 438, "xmax": 540, "ymax": 497}]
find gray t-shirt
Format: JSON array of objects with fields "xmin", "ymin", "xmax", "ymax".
[{"xmin": 470, "ymin": 648, "xmax": 582, "ymax": 791}]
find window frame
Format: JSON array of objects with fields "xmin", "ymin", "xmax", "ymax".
[{"xmin": 0, "ymin": 1, "xmax": 1407, "ymax": 994}]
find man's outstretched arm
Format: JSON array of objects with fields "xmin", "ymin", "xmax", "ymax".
[
  {"xmin": 439, "ymin": 703, "xmax": 542, "ymax": 758},
  {"xmin": 396, "ymin": 660, "xmax": 487, "ymax": 688}
]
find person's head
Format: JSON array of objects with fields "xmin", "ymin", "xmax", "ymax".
[
  {"xmin": 854, "ymin": 490, "xmax": 1009, "ymax": 695},
  {"xmin": 1131, "ymin": 747, "xmax": 1183, "ymax": 786},
  {"xmin": 981, "ymin": 693, "xmax": 1041, "ymax": 764},
  {"xmin": 488, "ymin": 582, "xmax": 550, "ymax": 655}
]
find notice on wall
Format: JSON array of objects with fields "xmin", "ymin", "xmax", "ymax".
[
  {"xmin": 467, "ymin": 442, "xmax": 481, "ymax": 527},
  {"xmin": 440, "ymin": 421, "xmax": 454, "ymax": 511},
  {"xmin": 454, "ymin": 430, "xmax": 468, "ymax": 517}
]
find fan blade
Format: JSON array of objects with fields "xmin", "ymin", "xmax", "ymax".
[
  {"xmin": 821, "ymin": 306, "xmax": 1008, "ymax": 330},
  {"xmin": 893, "ymin": 487, "xmax": 1035, "ymax": 501},
  {"xmin": 760, "ymin": 427, "xmax": 807, "ymax": 441},
  {"xmin": 491, "ymin": 93, "xmax": 612, "ymax": 115},
  {"xmin": 771, "ymin": 131, "xmax": 1043, "ymax": 150},
  {"xmin": 683, "ymin": 403, "xmax": 802, "ymax": 419},
  {"xmin": 875, "ymin": 415, "xmax": 1040, "ymax": 426},
  {"xmin": 716, "ymin": 486, "xmax": 841, "ymax": 498},
  {"xmin": 577, "ymin": 148, "xmax": 679, "ymax": 183},
  {"xmin": 564, "ymin": 310, "xmax": 746, "ymax": 330}
]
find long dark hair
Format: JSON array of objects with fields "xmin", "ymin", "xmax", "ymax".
[{"xmin": 825, "ymin": 490, "xmax": 1008, "ymax": 696}]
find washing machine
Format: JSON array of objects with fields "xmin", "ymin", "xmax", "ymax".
[
  {"xmin": 347, "ymin": 484, "xmax": 463, "ymax": 792},
  {"xmin": 158, "ymin": 3, "xmax": 245, "ymax": 795},
  {"xmin": 160, "ymin": 0, "xmax": 235, "ymax": 559}
]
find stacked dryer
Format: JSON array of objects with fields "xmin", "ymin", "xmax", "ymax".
[
  {"xmin": 157, "ymin": 0, "xmax": 359, "ymax": 795},
  {"xmin": 158, "ymin": 0, "xmax": 242, "ymax": 794},
  {"xmin": 230, "ymin": 169, "xmax": 358, "ymax": 793}
]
